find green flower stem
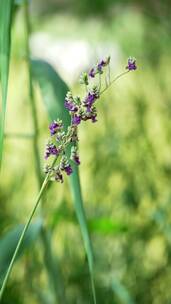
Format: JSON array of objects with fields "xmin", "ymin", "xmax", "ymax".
[
  {"xmin": 100, "ymin": 70, "xmax": 130, "ymax": 95},
  {"xmin": 0, "ymin": 174, "xmax": 49, "ymax": 302},
  {"xmin": 24, "ymin": 2, "xmax": 67, "ymax": 303}
]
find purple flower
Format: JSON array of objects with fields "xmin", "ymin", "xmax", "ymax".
[
  {"xmin": 64, "ymin": 164, "xmax": 73, "ymax": 175},
  {"xmin": 97, "ymin": 60, "xmax": 106, "ymax": 72},
  {"xmin": 64, "ymin": 100, "xmax": 78, "ymax": 112},
  {"xmin": 87, "ymin": 93, "xmax": 96, "ymax": 103},
  {"xmin": 89, "ymin": 58, "xmax": 110, "ymax": 78},
  {"xmin": 89, "ymin": 68, "xmax": 96, "ymax": 78},
  {"xmin": 73, "ymin": 155, "xmax": 80, "ymax": 165},
  {"xmin": 84, "ymin": 93, "xmax": 98, "ymax": 112},
  {"xmin": 126, "ymin": 57, "xmax": 137, "ymax": 71},
  {"xmin": 72, "ymin": 115, "xmax": 81, "ymax": 125},
  {"xmin": 49, "ymin": 121, "xmax": 62, "ymax": 136},
  {"xmin": 45, "ymin": 143, "xmax": 59, "ymax": 159},
  {"xmin": 60, "ymin": 156, "xmax": 73, "ymax": 175},
  {"xmin": 91, "ymin": 115, "xmax": 97, "ymax": 123}
]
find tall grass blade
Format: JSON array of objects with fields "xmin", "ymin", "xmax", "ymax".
[
  {"xmin": 31, "ymin": 59, "xmax": 70, "ymax": 127},
  {"xmin": 0, "ymin": 0, "xmax": 14, "ymax": 167},
  {"xmin": 69, "ymin": 167, "xmax": 96, "ymax": 302}
]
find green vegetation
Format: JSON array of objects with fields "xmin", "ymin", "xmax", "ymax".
[{"xmin": 1, "ymin": 0, "xmax": 171, "ymax": 303}]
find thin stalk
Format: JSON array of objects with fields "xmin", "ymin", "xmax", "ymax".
[
  {"xmin": 108, "ymin": 63, "xmax": 111, "ymax": 85},
  {"xmin": 85, "ymin": 84, "xmax": 88, "ymax": 93},
  {"xmin": 0, "ymin": 174, "xmax": 49, "ymax": 302},
  {"xmin": 100, "ymin": 70, "xmax": 130, "ymax": 95},
  {"xmin": 24, "ymin": 2, "xmax": 66, "ymax": 303}
]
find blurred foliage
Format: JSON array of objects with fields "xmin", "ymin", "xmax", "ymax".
[{"xmin": 1, "ymin": 0, "xmax": 171, "ymax": 303}]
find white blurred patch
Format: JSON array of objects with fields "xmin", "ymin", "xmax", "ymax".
[{"xmin": 30, "ymin": 32, "xmax": 120, "ymax": 85}]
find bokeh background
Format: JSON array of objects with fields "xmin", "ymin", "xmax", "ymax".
[{"xmin": 1, "ymin": 0, "xmax": 171, "ymax": 303}]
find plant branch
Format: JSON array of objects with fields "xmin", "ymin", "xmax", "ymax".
[{"xmin": 100, "ymin": 70, "xmax": 130, "ymax": 95}]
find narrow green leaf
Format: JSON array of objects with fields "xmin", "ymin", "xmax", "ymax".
[
  {"xmin": 31, "ymin": 59, "xmax": 70, "ymax": 128},
  {"xmin": 32, "ymin": 59, "xmax": 95, "ymax": 299},
  {"xmin": 0, "ymin": 0, "xmax": 14, "ymax": 167},
  {"xmin": 69, "ymin": 168, "xmax": 94, "ymax": 272},
  {"xmin": 0, "ymin": 219, "xmax": 42, "ymax": 282}
]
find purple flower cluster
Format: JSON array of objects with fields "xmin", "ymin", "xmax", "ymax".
[
  {"xmin": 64, "ymin": 100, "xmax": 78, "ymax": 112},
  {"xmin": 45, "ymin": 143, "xmax": 60, "ymax": 159},
  {"xmin": 64, "ymin": 86, "xmax": 100, "ymax": 127},
  {"xmin": 44, "ymin": 116, "xmax": 80, "ymax": 182},
  {"xmin": 84, "ymin": 92, "xmax": 99, "ymax": 112},
  {"xmin": 126, "ymin": 57, "xmax": 137, "ymax": 71},
  {"xmin": 64, "ymin": 91, "xmax": 79, "ymax": 112},
  {"xmin": 89, "ymin": 57, "xmax": 110, "ymax": 78},
  {"xmin": 44, "ymin": 56, "xmax": 137, "ymax": 182},
  {"xmin": 49, "ymin": 120, "xmax": 63, "ymax": 136}
]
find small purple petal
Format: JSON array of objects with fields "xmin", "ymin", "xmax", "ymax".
[
  {"xmin": 87, "ymin": 93, "xmax": 96, "ymax": 103},
  {"xmin": 72, "ymin": 115, "xmax": 81, "ymax": 125},
  {"xmin": 45, "ymin": 144, "xmax": 59, "ymax": 159},
  {"xmin": 64, "ymin": 100, "xmax": 78, "ymax": 112},
  {"xmin": 45, "ymin": 152, "xmax": 51, "ymax": 160},
  {"xmin": 49, "ymin": 121, "xmax": 62, "ymax": 136},
  {"xmin": 126, "ymin": 58, "xmax": 137, "ymax": 71},
  {"xmin": 64, "ymin": 164, "xmax": 73, "ymax": 175},
  {"xmin": 91, "ymin": 115, "xmax": 97, "ymax": 123},
  {"xmin": 74, "ymin": 155, "xmax": 80, "ymax": 165},
  {"xmin": 97, "ymin": 59, "xmax": 108, "ymax": 73},
  {"xmin": 86, "ymin": 105, "xmax": 92, "ymax": 113},
  {"xmin": 84, "ymin": 92, "xmax": 98, "ymax": 112},
  {"xmin": 89, "ymin": 68, "xmax": 96, "ymax": 78},
  {"xmin": 51, "ymin": 146, "xmax": 58, "ymax": 155}
]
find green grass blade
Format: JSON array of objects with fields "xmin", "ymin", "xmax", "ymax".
[
  {"xmin": 69, "ymin": 166, "xmax": 94, "ymax": 271},
  {"xmin": 0, "ymin": 219, "xmax": 43, "ymax": 283},
  {"xmin": 32, "ymin": 59, "xmax": 96, "ymax": 302},
  {"xmin": 0, "ymin": 0, "xmax": 14, "ymax": 167},
  {"xmin": 69, "ymin": 167, "xmax": 96, "ymax": 303},
  {"xmin": 31, "ymin": 59, "xmax": 70, "ymax": 127}
]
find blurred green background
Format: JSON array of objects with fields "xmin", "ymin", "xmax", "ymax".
[{"xmin": 1, "ymin": 0, "xmax": 171, "ymax": 303}]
